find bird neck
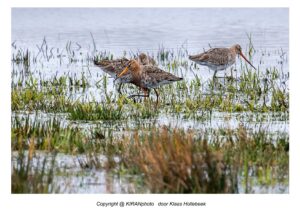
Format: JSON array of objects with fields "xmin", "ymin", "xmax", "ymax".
[
  {"xmin": 132, "ymin": 66, "xmax": 142, "ymax": 79},
  {"xmin": 229, "ymin": 46, "xmax": 238, "ymax": 57}
]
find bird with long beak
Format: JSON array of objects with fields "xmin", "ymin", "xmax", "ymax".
[
  {"xmin": 116, "ymin": 59, "xmax": 183, "ymax": 104},
  {"xmin": 94, "ymin": 53, "xmax": 156, "ymax": 93},
  {"xmin": 189, "ymin": 44, "xmax": 256, "ymax": 79}
]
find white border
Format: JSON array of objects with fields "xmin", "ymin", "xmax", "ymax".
[{"xmin": 1, "ymin": 1, "xmax": 299, "ymax": 211}]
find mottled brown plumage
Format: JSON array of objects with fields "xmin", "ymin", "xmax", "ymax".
[
  {"xmin": 94, "ymin": 53, "xmax": 157, "ymax": 93},
  {"xmin": 94, "ymin": 57, "xmax": 129, "ymax": 78},
  {"xmin": 136, "ymin": 53, "xmax": 156, "ymax": 66},
  {"xmin": 94, "ymin": 53, "xmax": 156, "ymax": 80},
  {"xmin": 116, "ymin": 60, "xmax": 183, "ymax": 103},
  {"xmin": 189, "ymin": 44, "xmax": 256, "ymax": 78}
]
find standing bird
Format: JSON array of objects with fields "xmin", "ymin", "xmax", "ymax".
[
  {"xmin": 189, "ymin": 44, "xmax": 256, "ymax": 79},
  {"xmin": 136, "ymin": 53, "xmax": 157, "ymax": 66},
  {"xmin": 94, "ymin": 53, "xmax": 156, "ymax": 93},
  {"xmin": 116, "ymin": 59, "xmax": 183, "ymax": 104}
]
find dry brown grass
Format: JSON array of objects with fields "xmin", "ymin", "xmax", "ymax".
[{"xmin": 121, "ymin": 127, "xmax": 238, "ymax": 193}]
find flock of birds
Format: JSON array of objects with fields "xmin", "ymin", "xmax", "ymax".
[{"xmin": 94, "ymin": 44, "xmax": 256, "ymax": 104}]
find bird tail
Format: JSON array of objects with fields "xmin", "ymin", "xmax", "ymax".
[
  {"xmin": 94, "ymin": 59, "xmax": 110, "ymax": 67},
  {"xmin": 173, "ymin": 77, "xmax": 183, "ymax": 81},
  {"xmin": 188, "ymin": 55, "xmax": 196, "ymax": 61}
]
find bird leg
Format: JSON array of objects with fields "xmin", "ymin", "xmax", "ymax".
[
  {"xmin": 212, "ymin": 71, "xmax": 218, "ymax": 86},
  {"xmin": 213, "ymin": 71, "xmax": 217, "ymax": 79},
  {"xmin": 128, "ymin": 88, "xmax": 150, "ymax": 100},
  {"xmin": 153, "ymin": 88, "xmax": 159, "ymax": 106},
  {"xmin": 117, "ymin": 83, "xmax": 123, "ymax": 95}
]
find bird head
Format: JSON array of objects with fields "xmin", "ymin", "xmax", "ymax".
[
  {"xmin": 117, "ymin": 60, "xmax": 140, "ymax": 78},
  {"xmin": 233, "ymin": 44, "xmax": 256, "ymax": 70}
]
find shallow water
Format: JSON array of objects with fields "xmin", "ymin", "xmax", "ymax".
[
  {"xmin": 12, "ymin": 8, "xmax": 288, "ymax": 53},
  {"xmin": 12, "ymin": 110, "xmax": 288, "ymax": 135},
  {"xmin": 11, "ymin": 150, "xmax": 288, "ymax": 194},
  {"xmin": 11, "ymin": 8, "xmax": 289, "ymax": 88},
  {"xmin": 11, "ymin": 151, "xmax": 147, "ymax": 193},
  {"xmin": 11, "ymin": 8, "xmax": 289, "ymax": 194}
]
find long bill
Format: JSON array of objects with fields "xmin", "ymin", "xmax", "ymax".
[
  {"xmin": 239, "ymin": 52, "xmax": 257, "ymax": 70},
  {"xmin": 116, "ymin": 67, "xmax": 129, "ymax": 79}
]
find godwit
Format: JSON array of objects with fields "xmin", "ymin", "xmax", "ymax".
[
  {"xmin": 94, "ymin": 57, "xmax": 129, "ymax": 79},
  {"xmin": 136, "ymin": 53, "xmax": 156, "ymax": 66},
  {"xmin": 189, "ymin": 44, "xmax": 256, "ymax": 79},
  {"xmin": 116, "ymin": 59, "xmax": 183, "ymax": 104},
  {"xmin": 94, "ymin": 53, "xmax": 156, "ymax": 93}
]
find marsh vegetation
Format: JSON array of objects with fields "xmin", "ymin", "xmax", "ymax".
[{"xmin": 11, "ymin": 36, "xmax": 289, "ymax": 193}]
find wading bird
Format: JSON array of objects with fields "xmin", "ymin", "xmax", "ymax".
[
  {"xmin": 116, "ymin": 59, "xmax": 183, "ymax": 104},
  {"xmin": 189, "ymin": 44, "xmax": 256, "ymax": 79},
  {"xmin": 94, "ymin": 53, "xmax": 156, "ymax": 93}
]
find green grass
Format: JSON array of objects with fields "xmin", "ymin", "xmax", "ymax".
[
  {"xmin": 11, "ymin": 113, "xmax": 289, "ymax": 193},
  {"xmin": 11, "ymin": 38, "xmax": 289, "ymax": 193},
  {"xmin": 11, "ymin": 150, "xmax": 58, "ymax": 193},
  {"xmin": 12, "ymin": 115, "xmax": 92, "ymax": 153},
  {"xmin": 68, "ymin": 101, "xmax": 123, "ymax": 121}
]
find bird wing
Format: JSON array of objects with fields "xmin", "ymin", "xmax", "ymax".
[
  {"xmin": 189, "ymin": 48, "xmax": 230, "ymax": 65},
  {"xmin": 94, "ymin": 58, "xmax": 129, "ymax": 75},
  {"xmin": 142, "ymin": 66, "xmax": 182, "ymax": 82}
]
